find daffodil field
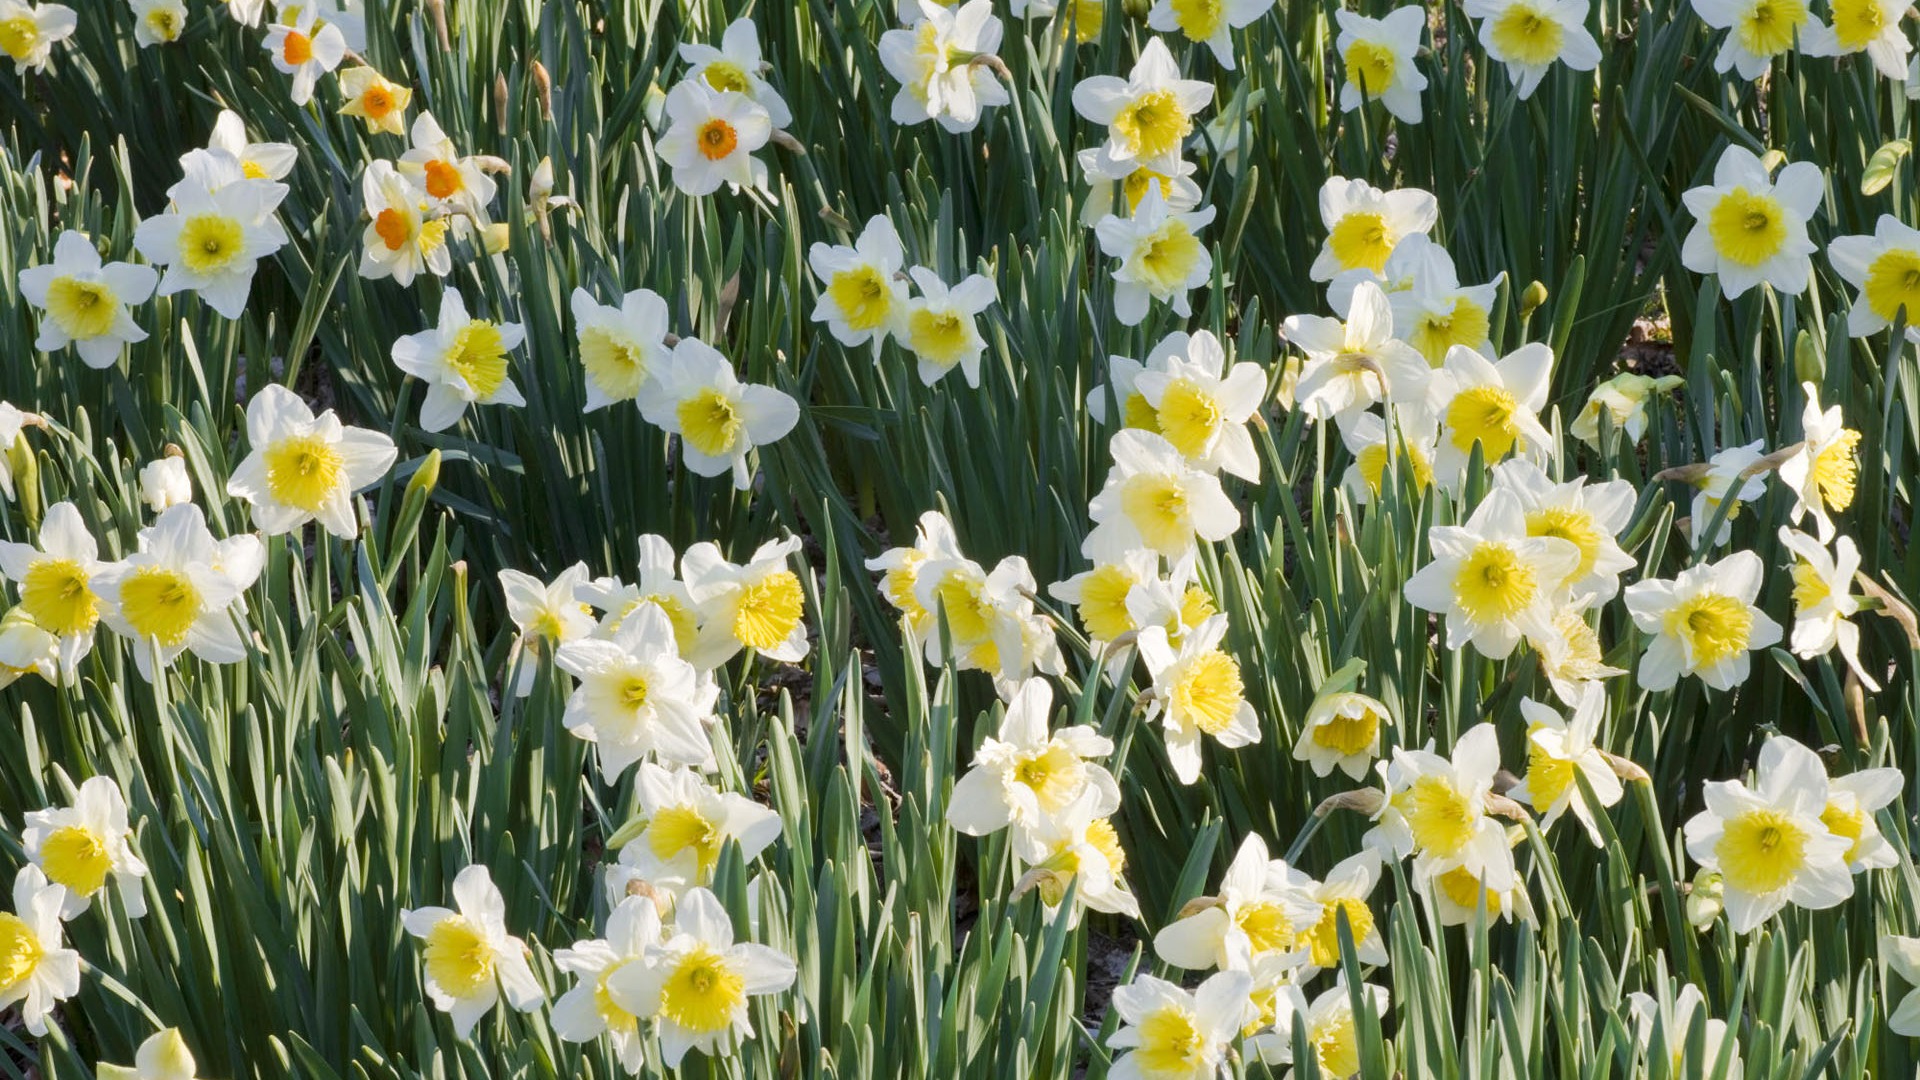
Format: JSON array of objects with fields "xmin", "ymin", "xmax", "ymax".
[{"xmin": 6, "ymin": 0, "xmax": 1920, "ymax": 1075}]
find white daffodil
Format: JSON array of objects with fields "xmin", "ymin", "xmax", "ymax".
[
  {"xmin": 1087, "ymin": 330, "xmax": 1185, "ymax": 426},
  {"xmin": 1508, "ymin": 687, "xmax": 1623, "ymax": 846},
  {"xmin": 133, "ymin": 169, "xmax": 289, "ymax": 320},
  {"xmin": 901, "ymin": 267, "xmax": 996, "ymax": 387},
  {"xmin": 391, "ymin": 288, "xmax": 527, "ymax": 432},
  {"xmin": 809, "ymin": 215, "xmax": 912, "ymax": 350},
  {"xmin": 96, "ymin": 1028, "xmax": 204, "ymax": 1080},
  {"xmin": 1683, "ymin": 735, "xmax": 1852, "ymax": 932},
  {"xmin": 1147, "ymin": 0, "xmax": 1273, "ymax": 69},
  {"xmin": 1085, "ymin": 429, "xmax": 1241, "ymax": 560},
  {"xmin": 1120, "ymin": 553, "xmax": 1218, "ymax": 649},
  {"xmin": 262, "ymin": 8, "xmax": 346, "ymax": 105},
  {"xmin": 1490, "ymin": 457, "xmax": 1637, "ymax": 605},
  {"xmin": 552, "ymin": 895, "xmax": 663, "ymax": 1075},
  {"xmin": 358, "ymin": 159, "xmax": 449, "ymax": 287},
  {"xmin": 1401, "ymin": 488, "xmax": 1579, "ymax": 659},
  {"xmin": 1283, "ymin": 282, "xmax": 1431, "ymax": 424},
  {"xmin": 23, "ymin": 775, "xmax": 147, "ymax": 919},
  {"xmin": 1530, "ymin": 603, "xmax": 1629, "ymax": 706},
  {"xmin": 207, "ymin": 110, "xmax": 298, "ymax": 183},
  {"xmin": 866, "ymin": 509, "xmax": 964, "ymax": 638},
  {"xmin": 911, "ymin": 551, "xmax": 1011, "ymax": 662},
  {"xmin": 1430, "ymin": 856, "xmax": 1534, "ymax": 926},
  {"xmin": 1293, "ymin": 850, "xmax": 1388, "ymax": 974},
  {"xmin": 1570, "ymin": 371, "xmax": 1682, "ymax": 448},
  {"xmin": 1137, "ymin": 614, "xmax": 1260, "ymax": 784},
  {"xmin": 1688, "ymin": 439, "xmax": 1770, "ymax": 548},
  {"xmin": 1105, "ymin": 970, "xmax": 1256, "ymax": 1080},
  {"xmin": 1679, "ymin": 145, "xmax": 1823, "ymax": 298},
  {"xmin": 400, "ymin": 864, "xmax": 544, "ymax": 1038},
  {"xmin": 17, "ymin": 230, "xmax": 157, "ymax": 368},
  {"xmin": 577, "ymin": 556, "xmax": 701, "ymax": 658},
  {"xmin": 0, "ymin": 0, "xmax": 75, "ymax": 73},
  {"xmin": 1048, "ymin": 534, "xmax": 1160, "ymax": 649},
  {"xmin": 948, "ymin": 676, "xmax": 1120, "ymax": 840},
  {"xmin": 1828, "ymin": 215, "xmax": 1920, "ymax": 338},
  {"xmin": 1778, "ymin": 527, "xmax": 1878, "ymax": 689},
  {"xmin": 659, "ymin": 79, "xmax": 773, "ymax": 197},
  {"xmin": 1623, "ymin": 549, "xmax": 1781, "ymax": 692},
  {"xmin": 604, "ymin": 887, "xmax": 796, "ymax": 1069},
  {"xmin": 1777, "ymin": 382, "xmax": 1861, "ymax": 542},
  {"xmin": 1132, "ymin": 329, "xmax": 1266, "ymax": 480},
  {"xmin": 1691, "ymin": 0, "xmax": 1819, "ymax": 78},
  {"xmin": 607, "ymin": 765, "xmax": 783, "ymax": 900},
  {"xmin": 398, "ymin": 112, "xmax": 498, "ymax": 220},
  {"xmin": 553, "ymin": 605, "xmax": 717, "ymax": 778},
  {"xmin": 499, "ymin": 562, "xmax": 595, "ymax": 696},
  {"xmin": 679, "ymin": 17, "xmax": 792, "ymax": 129},
  {"xmin": 1014, "ymin": 0, "xmax": 1106, "ymax": 42},
  {"xmin": 0, "ymin": 867, "xmax": 80, "ymax": 1035},
  {"xmin": 0, "ymin": 608, "xmax": 59, "ymax": 687},
  {"xmin": 681, "ymin": 536, "xmax": 808, "ymax": 668},
  {"xmin": 1373, "ymin": 237, "xmax": 1505, "ymax": 365},
  {"xmin": 1155, "ymin": 833, "xmax": 1317, "ymax": 974},
  {"xmin": 130, "ymin": 0, "xmax": 186, "ymax": 47},
  {"xmin": 1366, "ymin": 724, "xmax": 1515, "ymax": 890},
  {"xmin": 1626, "ymin": 984, "xmax": 1742, "ymax": 1078},
  {"xmin": 1429, "ymin": 342, "xmax": 1555, "ymax": 480},
  {"xmin": 226, "ymin": 384, "xmax": 397, "ymax": 538},
  {"xmin": 1010, "ymin": 788, "xmax": 1141, "ymax": 923},
  {"xmin": 1463, "ymin": 0, "xmax": 1602, "ymax": 97},
  {"xmin": 1334, "ymin": 7, "xmax": 1428, "ymax": 123},
  {"xmin": 1071, "ymin": 37, "xmax": 1213, "ymax": 167},
  {"xmin": 1312, "ymin": 177, "xmax": 1439, "ymax": 282},
  {"xmin": 0, "ymin": 500, "xmax": 105, "ymax": 676},
  {"xmin": 1339, "ymin": 409, "xmax": 1439, "ymax": 505},
  {"xmin": 880, "ymin": 0, "xmax": 1009, "ymax": 133},
  {"xmin": 1095, "ymin": 186, "xmax": 1216, "ymax": 325},
  {"xmin": 93, "ymin": 504, "xmax": 263, "ymax": 680},
  {"xmin": 572, "ymin": 286, "xmax": 672, "ymax": 410},
  {"xmin": 0, "ymin": 401, "xmax": 25, "ymax": 501},
  {"xmin": 1822, "ymin": 764, "xmax": 1902, "ymax": 873},
  {"xmin": 1294, "ymin": 690, "xmax": 1394, "ymax": 781},
  {"xmin": 1801, "ymin": 0, "xmax": 1908, "ymax": 76},
  {"xmin": 281, "ymin": 0, "xmax": 365, "ymax": 50},
  {"xmin": 1076, "ymin": 148, "xmax": 1203, "ymax": 226},
  {"xmin": 1261, "ymin": 979, "xmax": 1389, "ymax": 1080},
  {"xmin": 637, "ymin": 337, "xmax": 799, "ymax": 489}
]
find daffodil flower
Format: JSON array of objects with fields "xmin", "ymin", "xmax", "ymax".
[
  {"xmin": 901, "ymin": 266, "xmax": 996, "ymax": 386},
  {"xmin": 1155, "ymin": 833, "xmax": 1318, "ymax": 973},
  {"xmin": 1528, "ymin": 602, "xmax": 1629, "ymax": 705},
  {"xmin": 338, "ymin": 66, "xmax": 412, "ymax": 135},
  {"xmin": 552, "ymin": 895, "xmax": 663, "ymax": 1075},
  {"xmin": 606, "ymin": 765, "xmax": 783, "ymax": 900},
  {"xmin": 1095, "ymin": 186, "xmax": 1216, "ymax": 325},
  {"xmin": 1801, "ymin": 0, "xmax": 1908, "ymax": 76},
  {"xmin": 1313, "ymin": 177, "xmax": 1439, "ymax": 282},
  {"xmin": 1881, "ymin": 936, "xmax": 1920, "ymax": 1036},
  {"xmin": 679, "ymin": 17, "xmax": 792, "ymax": 128},
  {"xmin": 262, "ymin": 8, "xmax": 346, "ymax": 106},
  {"xmin": 1490, "ymin": 457, "xmax": 1638, "ymax": 605},
  {"xmin": 1009, "ymin": 787, "xmax": 1141, "ymax": 923},
  {"xmin": 639, "ymin": 338, "xmax": 799, "ymax": 489},
  {"xmin": 1402, "ymin": 488, "xmax": 1579, "ymax": 658},
  {"xmin": 1428, "ymin": 342, "xmax": 1556, "ymax": 481},
  {"xmin": 17, "ymin": 231, "xmax": 156, "ymax": 368},
  {"xmin": 206, "ymin": 110, "xmax": 298, "ymax": 184},
  {"xmin": 554, "ymin": 605, "xmax": 718, "ymax": 778},
  {"xmin": 948, "ymin": 676, "xmax": 1120, "ymax": 841},
  {"xmin": 1133, "ymin": 329, "xmax": 1268, "ymax": 479},
  {"xmin": 0, "ymin": 0, "xmax": 75, "ymax": 74},
  {"xmin": 391, "ymin": 288, "xmax": 527, "ymax": 432},
  {"xmin": 0, "ymin": 501, "xmax": 104, "ymax": 676},
  {"xmin": 1626, "ymin": 983, "xmax": 1742, "ymax": 1077},
  {"xmin": 571, "ymin": 286, "xmax": 672, "ymax": 411},
  {"xmin": 867, "ymin": 509, "xmax": 965, "ymax": 638},
  {"xmin": 1828, "ymin": 215, "xmax": 1920, "ymax": 338},
  {"xmin": 1085, "ymin": 429, "xmax": 1241, "ymax": 560},
  {"xmin": 1688, "ymin": 439, "xmax": 1770, "ymax": 548},
  {"xmin": 129, "ymin": 0, "xmax": 186, "ymax": 45},
  {"xmin": 809, "ymin": 215, "xmax": 912, "ymax": 350},
  {"xmin": 138, "ymin": 456, "xmax": 192, "ymax": 515},
  {"xmin": 1462, "ymin": 0, "xmax": 1602, "ymax": 98},
  {"xmin": 605, "ymin": 887, "xmax": 796, "ymax": 1069},
  {"xmin": 400, "ymin": 864, "xmax": 544, "ymax": 1038},
  {"xmin": 133, "ymin": 162, "xmax": 289, "ymax": 320},
  {"xmin": 1338, "ymin": 408, "xmax": 1439, "ymax": 505},
  {"xmin": 682, "ymin": 536, "xmax": 808, "ymax": 668},
  {"xmin": 1077, "ymin": 148, "xmax": 1203, "ymax": 227},
  {"xmin": 1777, "ymin": 526, "xmax": 1879, "ymax": 689},
  {"xmin": 22, "ymin": 775, "xmax": 147, "ymax": 918},
  {"xmin": 1570, "ymin": 371, "xmax": 1682, "ymax": 448},
  {"xmin": 576, "ymin": 534, "xmax": 701, "ymax": 651},
  {"xmin": 398, "ymin": 112, "xmax": 499, "ymax": 220},
  {"xmin": 1088, "ymin": 330, "xmax": 1186, "ymax": 427},
  {"xmin": 1334, "ymin": 7, "xmax": 1428, "ymax": 123},
  {"xmin": 1284, "ymin": 281, "xmax": 1432, "ymax": 424},
  {"xmin": 1294, "ymin": 690, "xmax": 1394, "ymax": 781},
  {"xmin": 97, "ymin": 1027, "xmax": 204, "ymax": 1080},
  {"xmin": 1777, "ymin": 381, "xmax": 1861, "ymax": 542},
  {"xmin": 1623, "ymin": 549, "xmax": 1781, "ymax": 692},
  {"xmin": 93, "ymin": 504, "xmax": 264, "ymax": 681},
  {"xmin": 879, "ymin": 0, "xmax": 1009, "ymax": 133},
  {"xmin": 1679, "ymin": 145, "xmax": 1822, "ymax": 298},
  {"xmin": 1822, "ymin": 764, "xmax": 1902, "ymax": 873},
  {"xmin": 1508, "ymin": 687, "xmax": 1623, "ymax": 845},
  {"xmin": 1366, "ymin": 724, "xmax": 1517, "ymax": 890},
  {"xmin": 1293, "ymin": 850, "xmax": 1388, "ymax": 975},
  {"xmin": 1072, "ymin": 37, "xmax": 1214, "ymax": 168},
  {"xmin": 1682, "ymin": 735, "xmax": 1852, "ymax": 932},
  {"xmin": 0, "ymin": 866, "xmax": 80, "ymax": 1035},
  {"xmin": 1259, "ymin": 978, "xmax": 1388, "ymax": 1079},
  {"xmin": 358, "ymin": 160, "xmax": 450, "ymax": 286},
  {"xmin": 227, "ymin": 384, "xmax": 397, "ymax": 538},
  {"xmin": 1105, "ymin": 970, "xmax": 1256, "ymax": 1080},
  {"xmin": 1147, "ymin": 0, "xmax": 1273, "ymax": 70},
  {"xmin": 1690, "ymin": 0, "xmax": 1821, "ymax": 78},
  {"xmin": 1138, "ymin": 614, "xmax": 1260, "ymax": 784},
  {"xmin": 658, "ymin": 79, "xmax": 773, "ymax": 197}
]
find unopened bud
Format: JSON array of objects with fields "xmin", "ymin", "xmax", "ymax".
[
  {"xmin": 531, "ymin": 62, "xmax": 552, "ymax": 121},
  {"xmin": 1518, "ymin": 280, "xmax": 1549, "ymax": 318}
]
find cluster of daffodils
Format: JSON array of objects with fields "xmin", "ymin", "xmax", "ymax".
[
  {"xmin": 402, "ymin": 865, "xmax": 795, "ymax": 1070},
  {"xmin": 867, "ymin": 510, "xmax": 1063, "ymax": 697},
  {"xmin": 357, "ymin": 112, "xmax": 505, "ymax": 287},
  {"xmin": 657, "ymin": 17, "xmax": 791, "ymax": 196},
  {"xmin": 809, "ymin": 214, "xmax": 1001, "ymax": 387},
  {"xmin": 0, "ymin": 379, "xmax": 392, "ymax": 685},
  {"xmin": 0, "ymin": 777, "xmax": 143, "ymax": 1051}
]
